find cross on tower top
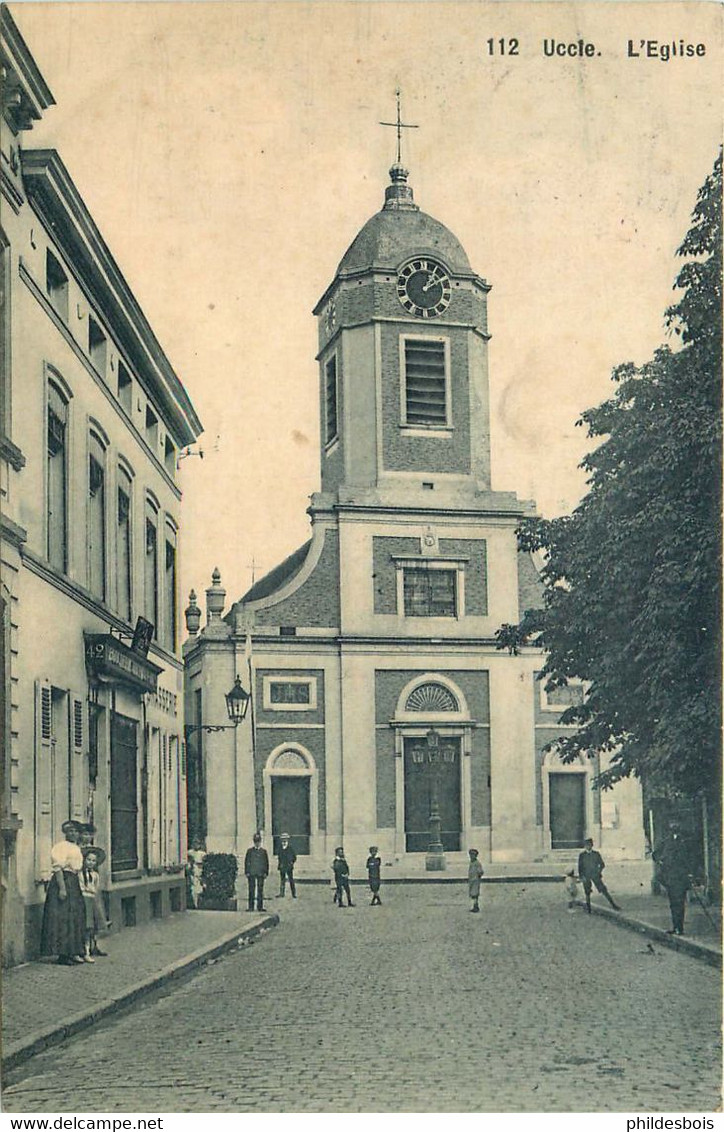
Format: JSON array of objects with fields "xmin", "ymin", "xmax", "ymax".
[{"xmin": 379, "ymin": 88, "xmax": 419, "ymax": 164}]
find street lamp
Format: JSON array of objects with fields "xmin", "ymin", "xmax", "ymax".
[
  {"xmin": 185, "ymin": 676, "xmax": 251, "ymax": 736},
  {"xmin": 411, "ymin": 728, "xmax": 454, "ymax": 871}
]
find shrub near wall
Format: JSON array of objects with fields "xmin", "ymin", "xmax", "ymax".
[{"xmin": 199, "ymin": 853, "xmax": 238, "ymax": 911}]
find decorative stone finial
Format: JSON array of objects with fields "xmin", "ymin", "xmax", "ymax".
[
  {"xmin": 184, "ymin": 589, "xmax": 201, "ymax": 636},
  {"xmin": 206, "ymin": 568, "xmax": 226, "ymax": 622}
]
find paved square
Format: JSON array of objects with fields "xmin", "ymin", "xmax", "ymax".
[{"xmin": 3, "ymin": 884, "xmax": 721, "ymax": 1112}]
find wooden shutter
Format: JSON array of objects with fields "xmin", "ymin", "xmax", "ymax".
[
  {"xmin": 34, "ymin": 680, "xmax": 53, "ymax": 878},
  {"xmin": 69, "ymin": 693, "xmax": 85, "ymax": 822}
]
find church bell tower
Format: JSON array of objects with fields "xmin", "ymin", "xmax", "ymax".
[{"xmin": 313, "ymin": 157, "xmax": 493, "ymax": 508}]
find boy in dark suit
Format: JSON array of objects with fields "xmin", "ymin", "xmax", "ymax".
[
  {"xmin": 366, "ymin": 846, "xmax": 382, "ymax": 905},
  {"xmin": 578, "ymin": 838, "xmax": 620, "ymax": 912},
  {"xmin": 332, "ymin": 846, "xmax": 354, "ymax": 908},
  {"xmin": 277, "ymin": 832, "xmax": 297, "ymax": 898}
]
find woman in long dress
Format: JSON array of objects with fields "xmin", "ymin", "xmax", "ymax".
[{"xmin": 40, "ymin": 820, "xmax": 87, "ymax": 964}]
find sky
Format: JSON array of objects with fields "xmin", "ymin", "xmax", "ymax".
[{"xmin": 10, "ymin": 1, "xmax": 722, "ymax": 611}]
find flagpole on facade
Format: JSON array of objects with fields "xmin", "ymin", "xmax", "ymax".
[{"xmin": 245, "ymin": 632, "xmax": 258, "ymax": 832}]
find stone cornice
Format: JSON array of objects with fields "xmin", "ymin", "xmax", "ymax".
[
  {"xmin": 21, "ymin": 149, "xmax": 202, "ymax": 446},
  {"xmin": 1, "ymin": 513, "xmax": 27, "ymax": 548},
  {"xmin": 314, "ymin": 316, "xmax": 490, "ymax": 361},
  {"xmin": 1, "ymin": 166, "xmax": 24, "ymax": 213},
  {"xmin": 313, "ymin": 268, "xmax": 490, "ymax": 316},
  {"xmin": 1, "ymin": 8, "xmax": 55, "ymax": 133},
  {"xmin": 312, "ymin": 500, "xmax": 536, "ymax": 522},
  {"xmin": 0, "ymin": 433, "xmax": 26, "ymax": 471},
  {"xmin": 183, "ymin": 632, "xmax": 544, "ymax": 654}
]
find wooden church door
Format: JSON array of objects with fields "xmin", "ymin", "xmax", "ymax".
[
  {"xmin": 549, "ymin": 773, "xmax": 585, "ymax": 849},
  {"xmin": 403, "ymin": 737, "xmax": 462, "ymax": 852},
  {"xmin": 271, "ymin": 777, "xmax": 310, "ymax": 856}
]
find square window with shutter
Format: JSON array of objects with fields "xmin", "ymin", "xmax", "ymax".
[
  {"xmin": 73, "ymin": 699, "xmax": 84, "ymax": 749},
  {"xmin": 40, "ymin": 685, "xmax": 52, "ymax": 741},
  {"xmin": 403, "ymin": 338, "xmax": 448, "ymax": 426},
  {"xmin": 46, "ymin": 249, "xmax": 69, "ymax": 322}
]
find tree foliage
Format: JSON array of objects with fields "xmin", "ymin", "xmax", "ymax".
[{"xmin": 497, "ymin": 151, "xmax": 722, "ymax": 797}]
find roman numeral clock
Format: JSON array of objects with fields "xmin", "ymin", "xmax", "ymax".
[{"xmin": 397, "ymin": 258, "xmax": 452, "ymax": 319}]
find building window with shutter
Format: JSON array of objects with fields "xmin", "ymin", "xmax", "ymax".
[
  {"xmin": 145, "ymin": 403, "xmax": 158, "ymax": 450},
  {"xmin": 401, "ymin": 336, "xmax": 450, "ymax": 428},
  {"xmin": 324, "ymin": 354, "xmax": 338, "ymax": 446},
  {"xmin": 164, "ymin": 524, "xmax": 177, "ymax": 651},
  {"xmin": 145, "ymin": 501, "xmax": 158, "ymax": 638},
  {"xmin": 88, "ymin": 315, "xmax": 107, "ymax": 377},
  {"xmin": 47, "ymin": 382, "xmax": 68, "ymax": 572},
  {"xmin": 46, "ymin": 249, "xmax": 69, "ymax": 322},
  {"xmin": 117, "ymin": 467, "xmax": 133, "ymax": 622},
  {"xmin": 88, "ymin": 433, "xmax": 107, "ymax": 600},
  {"xmin": 117, "ymin": 360, "xmax": 133, "ymax": 415}
]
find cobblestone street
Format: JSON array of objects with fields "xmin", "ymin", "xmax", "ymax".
[{"xmin": 3, "ymin": 884, "xmax": 721, "ymax": 1113}]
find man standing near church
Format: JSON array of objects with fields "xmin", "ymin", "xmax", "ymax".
[
  {"xmin": 277, "ymin": 833, "xmax": 297, "ymax": 898},
  {"xmin": 578, "ymin": 838, "xmax": 620, "ymax": 913},
  {"xmin": 244, "ymin": 832, "xmax": 269, "ymax": 912},
  {"xmin": 653, "ymin": 822, "xmax": 692, "ymax": 936}
]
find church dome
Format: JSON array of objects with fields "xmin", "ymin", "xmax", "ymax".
[{"xmin": 335, "ymin": 163, "xmax": 472, "ymax": 277}]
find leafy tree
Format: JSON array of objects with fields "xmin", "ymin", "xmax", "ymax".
[{"xmin": 497, "ymin": 151, "xmax": 722, "ymax": 802}]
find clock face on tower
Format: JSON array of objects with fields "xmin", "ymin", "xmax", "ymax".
[{"xmin": 397, "ymin": 258, "xmax": 452, "ymax": 319}]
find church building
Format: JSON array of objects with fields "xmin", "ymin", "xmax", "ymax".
[{"xmin": 183, "ymin": 156, "xmax": 644, "ymax": 876}]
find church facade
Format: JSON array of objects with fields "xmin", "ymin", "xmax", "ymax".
[{"xmin": 183, "ymin": 161, "xmax": 644, "ymax": 875}]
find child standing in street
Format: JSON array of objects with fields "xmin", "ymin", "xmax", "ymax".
[
  {"xmin": 366, "ymin": 846, "xmax": 382, "ymax": 905},
  {"xmin": 80, "ymin": 846, "xmax": 110, "ymax": 961},
  {"xmin": 468, "ymin": 848, "xmax": 484, "ymax": 913},
  {"xmin": 332, "ymin": 847, "xmax": 354, "ymax": 908},
  {"xmin": 564, "ymin": 867, "xmax": 579, "ymax": 911}
]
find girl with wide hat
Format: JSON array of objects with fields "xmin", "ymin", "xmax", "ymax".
[{"xmin": 80, "ymin": 845, "xmax": 110, "ymax": 962}]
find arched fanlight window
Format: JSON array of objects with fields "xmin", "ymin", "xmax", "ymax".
[{"xmin": 405, "ymin": 682, "xmax": 458, "ymax": 713}]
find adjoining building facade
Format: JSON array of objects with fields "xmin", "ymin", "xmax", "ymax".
[
  {"xmin": 183, "ymin": 160, "xmax": 644, "ymax": 877},
  {"xmin": 1, "ymin": 9, "xmax": 202, "ymax": 964}
]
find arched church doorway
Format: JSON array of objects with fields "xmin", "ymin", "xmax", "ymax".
[
  {"xmin": 542, "ymin": 749, "xmax": 593, "ymax": 851},
  {"xmin": 404, "ymin": 734, "xmax": 461, "ymax": 852},
  {"xmin": 263, "ymin": 745, "xmax": 316, "ymax": 857},
  {"xmin": 548, "ymin": 773, "xmax": 585, "ymax": 849},
  {"xmin": 393, "ymin": 676, "xmax": 471, "ymax": 854}
]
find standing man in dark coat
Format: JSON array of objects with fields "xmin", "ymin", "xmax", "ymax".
[
  {"xmin": 276, "ymin": 832, "xmax": 297, "ymax": 898},
  {"xmin": 244, "ymin": 832, "xmax": 269, "ymax": 912},
  {"xmin": 578, "ymin": 838, "xmax": 621, "ymax": 912},
  {"xmin": 654, "ymin": 824, "xmax": 692, "ymax": 935}
]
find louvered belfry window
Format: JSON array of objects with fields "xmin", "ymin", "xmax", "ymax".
[
  {"xmin": 325, "ymin": 355, "xmax": 338, "ymax": 444},
  {"xmin": 404, "ymin": 338, "xmax": 447, "ymax": 426}
]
